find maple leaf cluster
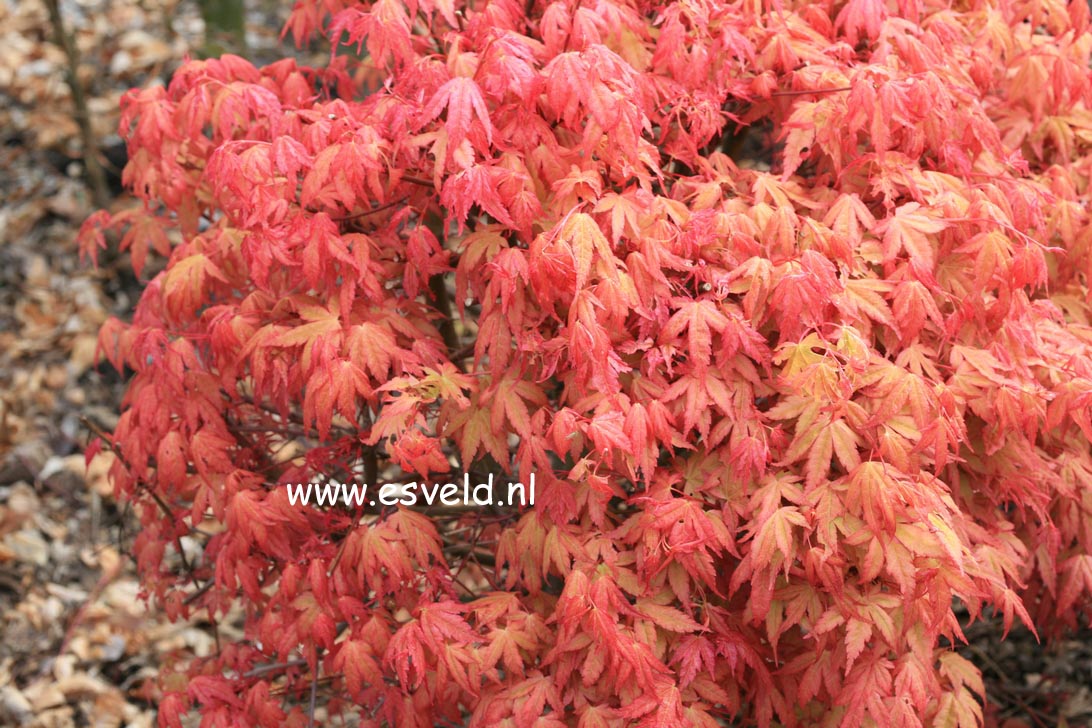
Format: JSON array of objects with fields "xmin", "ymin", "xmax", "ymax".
[{"xmin": 79, "ymin": 0, "xmax": 1092, "ymax": 725}]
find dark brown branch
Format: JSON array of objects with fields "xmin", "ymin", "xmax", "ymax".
[
  {"xmin": 400, "ymin": 175, "xmax": 436, "ymax": 187},
  {"xmin": 317, "ymin": 196, "xmax": 409, "ymax": 222},
  {"xmin": 442, "ymin": 543, "xmax": 496, "ymax": 566},
  {"xmin": 429, "ymin": 273, "xmax": 461, "ymax": 360},
  {"xmin": 449, "ymin": 341, "xmax": 477, "ymax": 362},
  {"xmin": 769, "ymin": 85, "xmax": 852, "ymax": 97},
  {"xmin": 43, "ymin": 0, "xmax": 110, "ymax": 209}
]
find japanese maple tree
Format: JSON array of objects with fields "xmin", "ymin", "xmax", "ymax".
[{"xmin": 81, "ymin": 0, "xmax": 1092, "ymax": 725}]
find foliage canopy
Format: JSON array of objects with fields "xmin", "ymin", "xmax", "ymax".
[{"xmin": 81, "ymin": 0, "xmax": 1092, "ymax": 725}]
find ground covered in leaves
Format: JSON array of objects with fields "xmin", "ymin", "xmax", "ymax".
[
  {"xmin": 0, "ymin": 1, "xmax": 1088, "ymax": 726},
  {"xmin": 0, "ymin": 1, "xmax": 306, "ymax": 724}
]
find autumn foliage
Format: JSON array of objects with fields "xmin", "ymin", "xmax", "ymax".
[{"xmin": 79, "ymin": 0, "xmax": 1092, "ymax": 725}]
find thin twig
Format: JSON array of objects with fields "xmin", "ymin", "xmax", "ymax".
[
  {"xmin": 243, "ymin": 658, "xmax": 307, "ymax": 679},
  {"xmin": 183, "ymin": 580, "xmax": 214, "ymax": 605},
  {"xmin": 329, "ymin": 196, "xmax": 408, "ymax": 222},
  {"xmin": 769, "ymin": 85, "xmax": 853, "ymax": 97},
  {"xmin": 307, "ymin": 665, "xmax": 319, "ymax": 728}
]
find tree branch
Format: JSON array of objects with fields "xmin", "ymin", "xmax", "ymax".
[{"xmin": 43, "ymin": 0, "xmax": 110, "ymax": 209}]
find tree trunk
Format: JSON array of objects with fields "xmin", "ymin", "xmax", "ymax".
[{"xmin": 197, "ymin": 0, "xmax": 247, "ymax": 57}]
